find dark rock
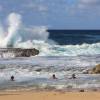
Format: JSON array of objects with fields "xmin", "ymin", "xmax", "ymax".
[
  {"xmin": 15, "ymin": 48, "xmax": 39, "ymax": 57},
  {"xmin": 79, "ymin": 89, "xmax": 85, "ymax": 92},
  {"xmin": 0, "ymin": 48, "xmax": 39, "ymax": 57},
  {"xmin": 35, "ymin": 68, "xmax": 42, "ymax": 72}
]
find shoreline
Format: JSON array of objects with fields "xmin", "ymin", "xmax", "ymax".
[
  {"xmin": 0, "ymin": 90, "xmax": 100, "ymax": 100},
  {"xmin": 1, "ymin": 85, "xmax": 100, "ymax": 93}
]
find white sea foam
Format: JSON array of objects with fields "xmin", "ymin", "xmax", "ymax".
[
  {"xmin": 0, "ymin": 12, "xmax": 50, "ymax": 48},
  {"xmin": 0, "ymin": 12, "xmax": 100, "ymax": 91},
  {"xmin": 15, "ymin": 41, "xmax": 100, "ymax": 56},
  {"xmin": 0, "ymin": 12, "xmax": 100, "ymax": 57}
]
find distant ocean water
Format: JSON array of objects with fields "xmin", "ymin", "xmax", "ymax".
[
  {"xmin": 31, "ymin": 30, "xmax": 100, "ymax": 56},
  {"xmin": 48, "ymin": 30, "xmax": 100, "ymax": 45},
  {"xmin": 0, "ymin": 30, "xmax": 100, "ymax": 91}
]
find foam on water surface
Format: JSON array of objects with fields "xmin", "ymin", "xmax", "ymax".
[
  {"xmin": 0, "ymin": 13, "xmax": 100, "ymax": 91},
  {"xmin": 0, "ymin": 56, "xmax": 99, "ymax": 90}
]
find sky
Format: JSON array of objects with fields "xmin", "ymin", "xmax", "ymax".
[{"xmin": 0, "ymin": 0, "xmax": 100, "ymax": 29}]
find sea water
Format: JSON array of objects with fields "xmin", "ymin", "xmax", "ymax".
[{"xmin": 0, "ymin": 30, "xmax": 100, "ymax": 91}]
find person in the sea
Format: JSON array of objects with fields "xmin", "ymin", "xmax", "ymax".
[
  {"xmin": 52, "ymin": 74, "xmax": 58, "ymax": 79},
  {"xmin": 71, "ymin": 74, "xmax": 76, "ymax": 79},
  {"xmin": 69, "ymin": 74, "xmax": 76, "ymax": 79},
  {"xmin": 10, "ymin": 75, "xmax": 15, "ymax": 81}
]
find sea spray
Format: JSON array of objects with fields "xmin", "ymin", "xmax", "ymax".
[
  {"xmin": 6, "ymin": 13, "xmax": 22, "ymax": 47},
  {"xmin": 0, "ymin": 12, "xmax": 50, "ymax": 48},
  {"xmin": 0, "ymin": 13, "xmax": 22, "ymax": 47},
  {"xmin": 0, "ymin": 12, "xmax": 100, "ymax": 56},
  {"xmin": 0, "ymin": 24, "xmax": 5, "ymax": 46}
]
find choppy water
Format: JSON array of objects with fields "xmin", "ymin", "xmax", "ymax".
[
  {"xmin": 0, "ymin": 55, "xmax": 100, "ymax": 91},
  {"xmin": 0, "ymin": 30, "xmax": 100, "ymax": 91},
  {"xmin": 14, "ymin": 30, "xmax": 100, "ymax": 56}
]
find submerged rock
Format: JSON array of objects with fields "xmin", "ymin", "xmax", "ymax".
[{"xmin": 35, "ymin": 68, "xmax": 42, "ymax": 72}]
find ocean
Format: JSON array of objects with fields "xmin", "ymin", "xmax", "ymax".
[{"xmin": 0, "ymin": 30, "xmax": 100, "ymax": 91}]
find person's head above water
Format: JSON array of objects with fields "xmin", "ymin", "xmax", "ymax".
[
  {"xmin": 52, "ymin": 74, "xmax": 57, "ymax": 79},
  {"xmin": 11, "ymin": 75, "xmax": 14, "ymax": 81},
  {"xmin": 72, "ymin": 74, "xmax": 76, "ymax": 79}
]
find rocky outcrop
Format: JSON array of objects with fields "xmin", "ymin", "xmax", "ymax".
[
  {"xmin": 0, "ymin": 48, "xmax": 39, "ymax": 57},
  {"xmin": 84, "ymin": 64, "xmax": 100, "ymax": 74},
  {"xmin": 15, "ymin": 48, "xmax": 39, "ymax": 57}
]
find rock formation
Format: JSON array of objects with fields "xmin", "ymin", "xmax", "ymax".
[
  {"xmin": 84, "ymin": 64, "xmax": 100, "ymax": 74},
  {"xmin": 0, "ymin": 48, "xmax": 39, "ymax": 57}
]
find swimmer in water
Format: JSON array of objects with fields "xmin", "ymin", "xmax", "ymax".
[
  {"xmin": 10, "ymin": 75, "xmax": 15, "ymax": 81},
  {"xmin": 71, "ymin": 74, "xmax": 76, "ymax": 79},
  {"xmin": 69, "ymin": 74, "xmax": 76, "ymax": 79},
  {"xmin": 52, "ymin": 74, "xmax": 58, "ymax": 79}
]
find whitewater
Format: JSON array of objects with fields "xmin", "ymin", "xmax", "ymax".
[
  {"xmin": 0, "ymin": 12, "xmax": 100, "ymax": 57},
  {"xmin": 0, "ymin": 12, "xmax": 100, "ymax": 91}
]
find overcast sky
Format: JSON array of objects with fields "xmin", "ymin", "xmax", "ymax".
[{"xmin": 0, "ymin": 0, "xmax": 100, "ymax": 29}]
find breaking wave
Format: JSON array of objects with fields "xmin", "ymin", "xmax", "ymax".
[
  {"xmin": 15, "ymin": 41, "xmax": 100, "ymax": 56},
  {"xmin": 0, "ymin": 12, "xmax": 50, "ymax": 48},
  {"xmin": 0, "ymin": 12, "xmax": 100, "ymax": 56}
]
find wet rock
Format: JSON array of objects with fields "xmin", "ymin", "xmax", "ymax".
[
  {"xmin": 86, "ymin": 64, "xmax": 100, "ymax": 74},
  {"xmin": 0, "ymin": 48, "xmax": 39, "ymax": 57},
  {"xmin": 79, "ymin": 89, "xmax": 85, "ymax": 92},
  {"xmin": 15, "ymin": 48, "xmax": 39, "ymax": 57},
  {"xmin": 35, "ymin": 68, "xmax": 42, "ymax": 72}
]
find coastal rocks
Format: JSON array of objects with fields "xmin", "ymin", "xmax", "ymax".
[
  {"xmin": 79, "ymin": 89, "xmax": 85, "ymax": 92},
  {"xmin": 89, "ymin": 64, "xmax": 100, "ymax": 74},
  {"xmin": 0, "ymin": 48, "xmax": 39, "ymax": 57},
  {"xmin": 84, "ymin": 64, "xmax": 100, "ymax": 74},
  {"xmin": 15, "ymin": 48, "xmax": 39, "ymax": 57}
]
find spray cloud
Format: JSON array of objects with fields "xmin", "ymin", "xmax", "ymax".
[
  {"xmin": 0, "ymin": 12, "xmax": 49, "ymax": 48},
  {"xmin": 5, "ymin": 13, "xmax": 21, "ymax": 47}
]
